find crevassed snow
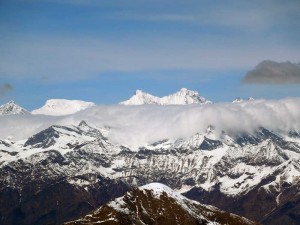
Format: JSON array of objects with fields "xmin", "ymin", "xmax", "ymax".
[{"xmin": 32, "ymin": 99, "xmax": 95, "ymax": 116}]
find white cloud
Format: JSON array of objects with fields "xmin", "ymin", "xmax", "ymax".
[{"xmin": 1, "ymin": 98, "xmax": 300, "ymax": 149}]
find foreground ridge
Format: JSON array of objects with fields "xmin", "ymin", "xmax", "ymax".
[{"xmin": 65, "ymin": 183, "xmax": 259, "ymax": 225}]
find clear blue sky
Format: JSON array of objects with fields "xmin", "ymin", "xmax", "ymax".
[{"xmin": 0, "ymin": 0, "xmax": 300, "ymax": 110}]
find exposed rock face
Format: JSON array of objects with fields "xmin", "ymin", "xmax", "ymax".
[
  {"xmin": 0, "ymin": 121, "xmax": 300, "ymax": 224},
  {"xmin": 65, "ymin": 183, "xmax": 259, "ymax": 225}
]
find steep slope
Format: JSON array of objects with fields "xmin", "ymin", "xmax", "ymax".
[
  {"xmin": 120, "ymin": 88, "xmax": 210, "ymax": 105},
  {"xmin": 0, "ymin": 101, "xmax": 30, "ymax": 115},
  {"xmin": 32, "ymin": 99, "xmax": 95, "ymax": 116},
  {"xmin": 65, "ymin": 183, "xmax": 259, "ymax": 225},
  {"xmin": 0, "ymin": 121, "xmax": 129, "ymax": 225}
]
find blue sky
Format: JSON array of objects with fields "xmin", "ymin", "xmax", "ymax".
[{"xmin": 0, "ymin": 0, "xmax": 300, "ymax": 110}]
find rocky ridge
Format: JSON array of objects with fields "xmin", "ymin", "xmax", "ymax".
[
  {"xmin": 0, "ymin": 121, "xmax": 300, "ymax": 224},
  {"xmin": 65, "ymin": 183, "xmax": 259, "ymax": 225}
]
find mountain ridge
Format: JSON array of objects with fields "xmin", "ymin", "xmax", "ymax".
[
  {"xmin": 65, "ymin": 183, "xmax": 259, "ymax": 225},
  {"xmin": 1, "ymin": 121, "xmax": 300, "ymax": 224},
  {"xmin": 120, "ymin": 88, "xmax": 211, "ymax": 105}
]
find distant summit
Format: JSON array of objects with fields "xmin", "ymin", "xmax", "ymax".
[
  {"xmin": 32, "ymin": 99, "xmax": 95, "ymax": 116},
  {"xmin": 0, "ymin": 100, "xmax": 30, "ymax": 115},
  {"xmin": 232, "ymin": 97, "xmax": 255, "ymax": 103},
  {"xmin": 120, "ymin": 88, "xmax": 211, "ymax": 105}
]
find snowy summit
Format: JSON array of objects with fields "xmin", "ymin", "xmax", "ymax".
[
  {"xmin": 32, "ymin": 99, "xmax": 95, "ymax": 116},
  {"xmin": 120, "ymin": 88, "xmax": 211, "ymax": 105},
  {"xmin": 0, "ymin": 100, "xmax": 30, "ymax": 116}
]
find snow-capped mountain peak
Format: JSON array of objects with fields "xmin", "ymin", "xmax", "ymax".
[
  {"xmin": 120, "ymin": 88, "xmax": 211, "ymax": 105},
  {"xmin": 119, "ymin": 90, "xmax": 159, "ymax": 105},
  {"xmin": 32, "ymin": 99, "xmax": 95, "ymax": 116},
  {"xmin": 66, "ymin": 182, "xmax": 258, "ymax": 225},
  {"xmin": 140, "ymin": 182, "xmax": 181, "ymax": 198},
  {"xmin": 0, "ymin": 100, "xmax": 30, "ymax": 115},
  {"xmin": 232, "ymin": 97, "xmax": 243, "ymax": 103}
]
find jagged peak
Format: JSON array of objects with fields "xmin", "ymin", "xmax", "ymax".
[
  {"xmin": 120, "ymin": 88, "xmax": 210, "ymax": 105},
  {"xmin": 78, "ymin": 120, "xmax": 89, "ymax": 128},
  {"xmin": 0, "ymin": 100, "xmax": 29, "ymax": 115},
  {"xmin": 78, "ymin": 120, "xmax": 94, "ymax": 133}
]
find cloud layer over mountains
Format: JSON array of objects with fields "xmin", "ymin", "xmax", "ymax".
[{"xmin": 1, "ymin": 98, "xmax": 300, "ymax": 148}]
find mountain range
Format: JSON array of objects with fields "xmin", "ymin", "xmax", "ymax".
[
  {"xmin": 0, "ymin": 120, "xmax": 300, "ymax": 224},
  {"xmin": 0, "ymin": 88, "xmax": 258, "ymax": 116},
  {"xmin": 0, "ymin": 88, "xmax": 210, "ymax": 116},
  {"xmin": 0, "ymin": 89, "xmax": 300, "ymax": 225}
]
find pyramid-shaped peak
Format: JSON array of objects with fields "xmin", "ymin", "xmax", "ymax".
[
  {"xmin": 78, "ymin": 120, "xmax": 89, "ymax": 127},
  {"xmin": 0, "ymin": 100, "xmax": 29, "ymax": 115}
]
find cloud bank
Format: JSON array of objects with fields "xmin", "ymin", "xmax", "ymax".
[
  {"xmin": 242, "ymin": 60, "xmax": 300, "ymax": 84},
  {"xmin": 1, "ymin": 98, "xmax": 300, "ymax": 149}
]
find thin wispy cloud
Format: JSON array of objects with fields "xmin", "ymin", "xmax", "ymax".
[
  {"xmin": 116, "ymin": 9, "xmax": 272, "ymax": 31},
  {"xmin": 0, "ymin": 36, "xmax": 299, "ymax": 82}
]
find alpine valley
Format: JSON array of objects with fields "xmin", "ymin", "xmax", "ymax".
[{"xmin": 0, "ymin": 89, "xmax": 300, "ymax": 225}]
